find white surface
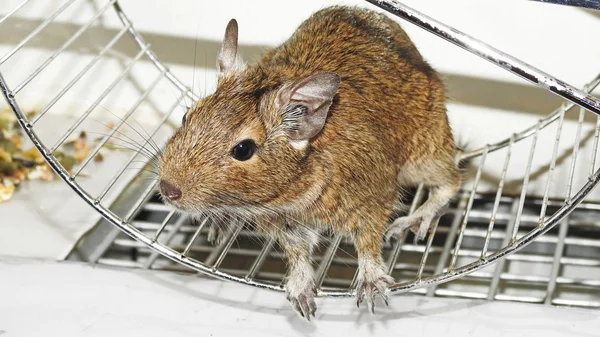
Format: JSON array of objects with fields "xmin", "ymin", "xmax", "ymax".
[{"xmin": 1, "ymin": 256, "xmax": 599, "ymax": 337}]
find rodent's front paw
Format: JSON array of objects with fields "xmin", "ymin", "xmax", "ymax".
[
  {"xmin": 207, "ymin": 224, "xmax": 225, "ymax": 245},
  {"xmin": 286, "ymin": 284, "xmax": 317, "ymax": 321},
  {"xmin": 356, "ymin": 273, "xmax": 394, "ymax": 313},
  {"xmin": 386, "ymin": 213, "xmax": 435, "ymax": 243}
]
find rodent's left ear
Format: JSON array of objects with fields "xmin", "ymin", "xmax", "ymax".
[
  {"xmin": 277, "ymin": 72, "xmax": 340, "ymax": 141},
  {"xmin": 218, "ymin": 19, "xmax": 240, "ymax": 73}
]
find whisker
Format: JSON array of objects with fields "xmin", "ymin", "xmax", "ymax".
[
  {"xmin": 166, "ymin": 78, "xmax": 190, "ymax": 114},
  {"xmin": 84, "ymin": 124, "xmax": 159, "ymax": 162},
  {"xmin": 192, "ymin": 21, "xmax": 201, "ymax": 98},
  {"xmin": 89, "ymin": 105, "xmax": 163, "ymax": 157},
  {"xmin": 85, "ymin": 129, "xmax": 159, "ymax": 158},
  {"xmin": 86, "ymin": 136, "xmax": 160, "ymax": 167},
  {"xmin": 88, "ymin": 138, "xmax": 156, "ymax": 161},
  {"xmin": 203, "ymin": 50, "xmax": 208, "ymax": 97},
  {"xmin": 126, "ymin": 115, "xmax": 165, "ymax": 158},
  {"xmin": 123, "ymin": 166, "xmax": 159, "ymax": 175}
]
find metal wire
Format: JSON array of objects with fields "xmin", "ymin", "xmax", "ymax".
[
  {"xmin": 512, "ymin": 122, "xmax": 541, "ymax": 243},
  {"xmin": 0, "ymin": 0, "xmax": 34, "ymax": 26},
  {"xmin": 544, "ymin": 215, "xmax": 569, "ymax": 305},
  {"xmin": 365, "ymin": 0, "xmax": 600, "ymax": 116},
  {"xmin": 2, "ymin": 0, "xmax": 600, "ymax": 311},
  {"xmin": 488, "ymin": 200, "xmax": 521, "ymax": 300},
  {"xmin": 211, "ymin": 224, "xmax": 244, "ymax": 269},
  {"xmin": 386, "ymin": 184, "xmax": 425, "ymax": 274},
  {"xmin": 416, "ymin": 216, "xmax": 439, "ymax": 281},
  {"xmin": 246, "ymin": 238, "xmax": 275, "ymax": 280},
  {"xmin": 426, "ymin": 193, "xmax": 468, "ymax": 296},
  {"xmin": 565, "ymin": 106, "xmax": 587, "ymax": 201},
  {"xmin": 315, "ymin": 236, "xmax": 343, "ymax": 287},
  {"xmin": 151, "ymin": 210, "xmax": 177, "ymax": 243},
  {"xmin": 481, "ymin": 135, "xmax": 515, "ymax": 259},
  {"xmin": 143, "ymin": 213, "xmax": 186, "ymax": 269},
  {"xmin": 539, "ymin": 106, "xmax": 566, "ymax": 223},
  {"xmin": 590, "ymin": 107, "xmax": 600, "ymax": 176},
  {"xmin": 182, "ymin": 218, "xmax": 208, "ymax": 256},
  {"xmin": 31, "ymin": 24, "xmax": 132, "ymax": 125},
  {"xmin": 12, "ymin": 0, "xmax": 119, "ymax": 95},
  {"xmin": 449, "ymin": 146, "xmax": 488, "ymax": 270},
  {"xmin": 528, "ymin": 0, "xmax": 600, "ymax": 10},
  {"xmin": 49, "ymin": 46, "xmax": 149, "ymax": 153},
  {"xmin": 0, "ymin": 0, "xmax": 78, "ymax": 65}
]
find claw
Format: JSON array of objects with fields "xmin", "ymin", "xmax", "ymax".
[
  {"xmin": 301, "ymin": 297, "xmax": 312, "ymax": 320},
  {"xmin": 388, "ymin": 213, "xmax": 439, "ymax": 243},
  {"xmin": 378, "ymin": 292, "xmax": 389, "ymax": 307},
  {"xmin": 378, "ymin": 289, "xmax": 390, "ymax": 307},
  {"xmin": 385, "ymin": 216, "xmax": 418, "ymax": 241},
  {"xmin": 287, "ymin": 288, "xmax": 317, "ymax": 322},
  {"xmin": 356, "ymin": 286, "xmax": 365, "ymax": 308},
  {"xmin": 355, "ymin": 273, "xmax": 394, "ymax": 313},
  {"xmin": 364, "ymin": 287, "xmax": 374, "ymax": 313}
]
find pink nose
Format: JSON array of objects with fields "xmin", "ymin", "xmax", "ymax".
[{"xmin": 160, "ymin": 180, "xmax": 182, "ymax": 201}]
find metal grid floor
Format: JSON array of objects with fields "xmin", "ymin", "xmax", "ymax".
[{"xmin": 90, "ymin": 189, "xmax": 600, "ymax": 310}]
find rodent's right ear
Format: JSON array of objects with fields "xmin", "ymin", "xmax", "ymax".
[{"xmin": 217, "ymin": 19, "xmax": 240, "ymax": 73}]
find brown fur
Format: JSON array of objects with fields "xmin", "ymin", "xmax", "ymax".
[{"xmin": 159, "ymin": 6, "xmax": 460, "ymax": 319}]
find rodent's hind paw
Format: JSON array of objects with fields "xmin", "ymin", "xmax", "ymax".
[
  {"xmin": 356, "ymin": 274, "xmax": 394, "ymax": 314},
  {"xmin": 286, "ymin": 287, "xmax": 317, "ymax": 321},
  {"xmin": 386, "ymin": 214, "xmax": 435, "ymax": 243}
]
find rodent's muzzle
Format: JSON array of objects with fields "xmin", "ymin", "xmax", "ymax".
[{"xmin": 159, "ymin": 179, "xmax": 182, "ymax": 202}]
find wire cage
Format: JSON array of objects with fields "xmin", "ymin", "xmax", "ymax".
[{"xmin": 2, "ymin": 0, "xmax": 600, "ymax": 310}]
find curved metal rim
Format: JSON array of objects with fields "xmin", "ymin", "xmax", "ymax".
[
  {"xmin": 366, "ymin": 0, "xmax": 600, "ymax": 117},
  {"xmin": 1, "ymin": 0, "xmax": 599, "ymax": 298}
]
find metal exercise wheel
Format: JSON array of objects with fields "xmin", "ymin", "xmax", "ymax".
[{"xmin": 2, "ymin": 0, "xmax": 600, "ymax": 307}]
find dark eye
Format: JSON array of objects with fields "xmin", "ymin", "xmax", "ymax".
[
  {"xmin": 231, "ymin": 139, "xmax": 256, "ymax": 161},
  {"xmin": 181, "ymin": 113, "xmax": 187, "ymax": 124}
]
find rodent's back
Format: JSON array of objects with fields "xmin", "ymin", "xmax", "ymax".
[
  {"xmin": 259, "ymin": 6, "xmax": 454, "ymax": 166},
  {"xmin": 263, "ymin": 6, "xmax": 433, "ymax": 80}
]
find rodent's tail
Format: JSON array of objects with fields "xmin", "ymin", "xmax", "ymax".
[{"xmin": 454, "ymin": 133, "xmax": 473, "ymax": 170}]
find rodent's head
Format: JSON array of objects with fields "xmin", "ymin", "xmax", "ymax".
[{"xmin": 158, "ymin": 19, "xmax": 340, "ymax": 217}]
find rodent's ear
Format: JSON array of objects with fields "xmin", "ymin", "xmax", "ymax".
[
  {"xmin": 217, "ymin": 19, "xmax": 239, "ymax": 73},
  {"xmin": 278, "ymin": 72, "xmax": 340, "ymax": 141}
]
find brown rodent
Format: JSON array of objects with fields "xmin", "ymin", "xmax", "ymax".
[{"xmin": 158, "ymin": 5, "xmax": 460, "ymax": 320}]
